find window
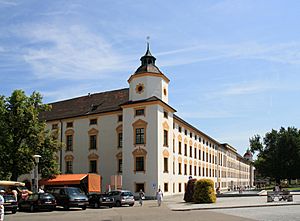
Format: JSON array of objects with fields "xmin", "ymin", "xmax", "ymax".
[
  {"xmin": 118, "ymin": 115, "xmax": 123, "ymax": 122},
  {"xmin": 66, "ymin": 135, "xmax": 73, "ymax": 151},
  {"xmin": 189, "ymin": 146, "xmax": 192, "ymax": 157},
  {"xmin": 173, "ymin": 139, "xmax": 175, "ymax": 153},
  {"xmin": 52, "ymin": 124, "xmax": 58, "ymax": 130},
  {"xmin": 190, "ymin": 132, "xmax": 192, "ymax": 138},
  {"xmin": 194, "ymin": 166, "xmax": 197, "ymax": 176},
  {"xmin": 179, "ymin": 183, "xmax": 182, "ymax": 192},
  {"xmin": 184, "ymin": 144, "xmax": 187, "ymax": 156},
  {"xmin": 66, "ymin": 161, "xmax": 73, "ymax": 174},
  {"xmin": 199, "ymin": 137, "xmax": 201, "ymax": 142},
  {"xmin": 178, "ymin": 141, "xmax": 182, "ymax": 154},
  {"xmin": 178, "ymin": 163, "xmax": 182, "ymax": 175},
  {"xmin": 198, "ymin": 149, "xmax": 201, "ymax": 160},
  {"xmin": 135, "ymin": 183, "xmax": 144, "ymax": 192},
  {"xmin": 199, "ymin": 166, "xmax": 201, "ymax": 176},
  {"xmin": 89, "ymin": 160, "xmax": 97, "ymax": 173},
  {"xmin": 184, "ymin": 129, "xmax": 187, "ymax": 135},
  {"xmin": 163, "ymin": 157, "xmax": 168, "ymax": 173},
  {"xmin": 202, "ymin": 151, "xmax": 205, "ymax": 161},
  {"xmin": 173, "ymin": 161, "xmax": 175, "ymax": 174},
  {"xmin": 136, "ymin": 156, "xmax": 144, "ymax": 171},
  {"xmin": 178, "ymin": 126, "xmax": 182, "ymax": 133},
  {"xmin": 194, "ymin": 148, "xmax": 197, "ymax": 159},
  {"xmin": 90, "ymin": 135, "xmax": 97, "ymax": 149},
  {"xmin": 163, "ymin": 111, "xmax": 168, "ymax": 119},
  {"xmin": 135, "ymin": 109, "xmax": 145, "ymax": 116},
  {"xmin": 195, "ymin": 135, "xmax": 197, "ymax": 140},
  {"xmin": 135, "ymin": 128, "xmax": 145, "ymax": 144},
  {"xmin": 163, "ymin": 130, "xmax": 168, "ymax": 146},
  {"xmin": 118, "ymin": 133, "xmax": 123, "ymax": 148},
  {"xmin": 206, "ymin": 153, "xmax": 208, "ymax": 162},
  {"xmin": 184, "ymin": 164, "xmax": 187, "ymax": 175},
  {"xmin": 189, "ymin": 165, "xmax": 192, "ymax": 175},
  {"xmin": 164, "ymin": 183, "xmax": 168, "ymax": 192},
  {"xmin": 209, "ymin": 154, "xmax": 211, "ymax": 163},
  {"xmin": 67, "ymin": 122, "xmax": 73, "ymax": 128},
  {"xmin": 118, "ymin": 159, "xmax": 122, "ymax": 173},
  {"xmin": 90, "ymin": 119, "xmax": 97, "ymax": 125}
]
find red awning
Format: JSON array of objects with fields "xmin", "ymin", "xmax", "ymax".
[{"xmin": 40, "ymin": 174, "xmax": 88, "ymax": 185}]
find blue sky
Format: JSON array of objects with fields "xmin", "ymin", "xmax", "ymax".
[{"xmin": 1, "ymin": 0, "xmax": 300, "ymax": 155}]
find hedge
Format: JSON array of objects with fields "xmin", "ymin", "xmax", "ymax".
[{"xmin": 193, "ymin": 179, "xmax": 216, "ymax": 203}]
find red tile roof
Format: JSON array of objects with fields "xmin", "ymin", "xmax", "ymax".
[{"xmin": 40, "ymin": 88, "xmax": 129, "ymax": 121}]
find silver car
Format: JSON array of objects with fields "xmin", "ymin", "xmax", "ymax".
[{"xmin": 108, "ymin": 190, "xmax": 135, "ymax": 207}]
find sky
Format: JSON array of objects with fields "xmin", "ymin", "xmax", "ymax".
[{"xmin": 1, "ymin": 0, "xmax": 300, "ymax": 155}]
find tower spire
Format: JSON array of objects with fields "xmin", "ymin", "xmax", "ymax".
[{"xmin": 133, "ymin": 38, "xmax": 162, "ymax": 74}]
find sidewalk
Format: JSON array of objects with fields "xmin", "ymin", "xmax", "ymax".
[{"xmin": 164, "ymin": 193, "xmax": 300, "ymax": 211}]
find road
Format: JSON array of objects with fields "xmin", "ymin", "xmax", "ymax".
[
  {"xmin": 5, "ymin": 199, "xmax": 300, "ymax": 221},
  {"xmin": 5, "ymin": 201, "xmax": 254, "ymax": 221}
]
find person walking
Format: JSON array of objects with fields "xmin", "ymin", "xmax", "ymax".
[
  {"xmin": 138, "ymin": 189, "xmax": 145, "ymax": 206},
  {"xmin": 156, "ymin": 189, "xmax": 163, "ymax": 207},
  {"xmin": 0, "ymin": 190, "xmax": 5, "ymax": 221}
]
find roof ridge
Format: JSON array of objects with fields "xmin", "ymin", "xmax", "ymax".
[{"xmin": 49, "ymin": 88, "xmax": 129, "ymax": 104}]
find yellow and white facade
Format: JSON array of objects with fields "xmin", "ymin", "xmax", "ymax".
[{"xmin": 42, "ymin": 45, "xmax": 254, "ymax": 196}]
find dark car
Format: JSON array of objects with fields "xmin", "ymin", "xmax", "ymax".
[
  {"xmin": 47, "ymin": 187, "xmax": 88, "ymax": 210},
  {"xmin": 18, "ymin": 193, "xmax": 56, "ymax": 212},
  {"xmin": 108, "ymin": 190, "xmax": 135, "ymax": 207},
  {"xmin": 3, "ymin": 194, "xmax": 18, "ymax": 214},
  {"xmin": 88, "ymin": 193, "xmax": 114, "ymax": 208}
]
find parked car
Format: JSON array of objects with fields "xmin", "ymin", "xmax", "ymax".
[
  {"xmin": 18, "ymin": 193, "xmax": 56, "ymax": 212},
  {"xmin": 88, "ymin": 193, "xmax": 114, "ymax": 208},
  {"xmin": 3, "ymin": 194, "xmax": 18, "ymax": 214},
  {"xmin": 108, "ymin": 190, "xmax": 134, "ymax": 207},
  {"xmin": 47, "ymin": 187, "xmax": 88, "ymax": 210}
]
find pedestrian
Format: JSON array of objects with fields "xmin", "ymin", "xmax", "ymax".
[
  {"xmin": 156, "ymin": 189, "xmax": 163, "ymax": 207},
  {"xmin": 138, "ymin": 189, "xmax": 145, "ymax": 206},
  {"xmin": 0, "ymin": 189, "xmax": 5, "ymax": 221},
  {"xmin": 38, "ymin": 187, "xmax": 44, "ymax": 193}
]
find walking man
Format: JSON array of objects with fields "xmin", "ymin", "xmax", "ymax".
[
  {"xmin": 139, "ymin": 189, "xmax": 145, "ymax": 206},
  {"xmin": 156, "ymin": 189, "xmax": 163, "ymax": 207}
]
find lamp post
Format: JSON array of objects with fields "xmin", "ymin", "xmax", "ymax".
[{"xmin": 33, "ymin": 154, "xmax": 41, "ymax": 193}]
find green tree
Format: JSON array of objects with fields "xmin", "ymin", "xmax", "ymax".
[
  {"xmin": 0, "ymin": 90, "xmax": 62, "ymax": 181},
  {"xmin": 249, "ymin": 127, "xmax": 300, "ymax": 184}
]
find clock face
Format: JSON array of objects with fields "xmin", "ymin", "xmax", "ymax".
[{"xmin": 135, "ymin": 83, "xmax": 145, "ymax": 94}]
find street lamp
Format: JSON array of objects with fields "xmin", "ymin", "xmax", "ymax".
[{"xmin": 33, "ymin": 154, "xmax": 41, "ymax": 193}]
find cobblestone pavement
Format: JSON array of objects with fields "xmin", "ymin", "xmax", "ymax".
[
  {"xmin": 5, "ymin": 200, "xmax": 254, "ymax": 221},
  {"xmin": 212, "ymin": 205, "xmax": 300, "ymax": 221},
  {"xmin": 5, "ymin": 193, "xmax": 300, "ymax": 221},
  {"xmin": 164, "ymin": 193, "xmax": 300, "ymax": 211}
]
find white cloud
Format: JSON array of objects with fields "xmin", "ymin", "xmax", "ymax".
[
  {"xmin": 20, "ymin": 24, "xmax": 131, "ymax": 80},
  {"xmin": 0, "ymin": 0, "xmax": 18, "ymax": 6},
  {"xmin": 158, "ymin": 41, "xmax": 300, "ymax": 67}
]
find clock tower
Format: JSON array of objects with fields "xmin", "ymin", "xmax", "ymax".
[{"xmin": 128, "ymin": 43, "xmax": 170, "ymax": 104}]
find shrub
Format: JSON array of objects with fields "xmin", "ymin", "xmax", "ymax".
[
  {"xmin": 184, "ymin": 178, "xmax": 197, "ymax": 202},
  {"xmin": 193, "ymin": 179, "xmax": 216, "ymax": 203}
]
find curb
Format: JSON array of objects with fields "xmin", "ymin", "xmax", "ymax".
[{"xmin": 171, "ymin": 202, "xmax": 300, "ymax": 211}]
